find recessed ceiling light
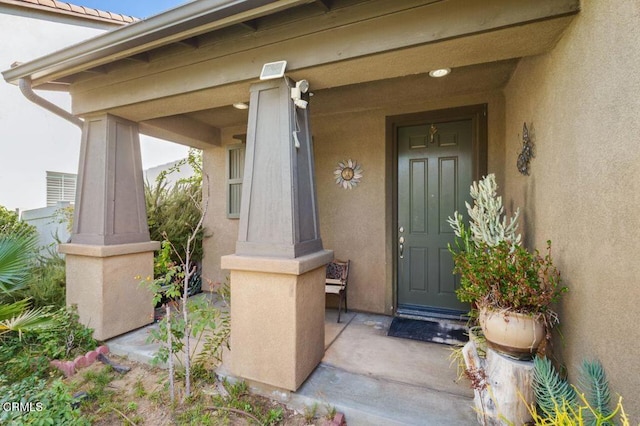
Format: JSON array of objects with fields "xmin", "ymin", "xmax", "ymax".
[
  {"xmin": 233, "ymin": 102, "xmax": 249, "ymax": 110},
  {"xmin": 429, "ymin": 68, "xmax": 451, "ymax": 78}
]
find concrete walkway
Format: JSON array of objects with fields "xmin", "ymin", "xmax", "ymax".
[{"xmin": 108, "ymin": 308, "xmax": 476, "ymax": 425}]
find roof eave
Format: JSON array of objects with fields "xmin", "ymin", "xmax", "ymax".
[
  {"xmin": 0, "ymin": 0, "xmax": 137, "ymax": 25},
  {"xmin": 2, "ymin": 0, "xmax": 311, "ymax": 86}
]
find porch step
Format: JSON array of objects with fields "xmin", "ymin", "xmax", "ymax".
[
  {"xmin": 295, "ymin": 363, "xmax": 476, "ymax": 425},
  {"xmin": 220, "ymin": 362, "xmax": 476, "ymax": 426}
]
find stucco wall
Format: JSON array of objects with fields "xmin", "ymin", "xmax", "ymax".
[
  {"xmin": 202, "ymin": 126, "xmax": 245, "ymax": 287},
  {"xmin": 314, "ymin": 111, "xmax": 387, "ymax": 313},
  {"xmin": 503, "ymin": 1, "xmax": 640, "ymax": 419},
  {"xmin": 203, "ymin": 90, "xmax": 505, "ymax": 315}
]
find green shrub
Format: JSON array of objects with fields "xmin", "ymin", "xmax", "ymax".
[
  {"xmin": 145, "ymin": 149, "xmax": 204, "ymax": 266},
  {"xmin": 0, "ymin": 228, "xmax": 58, "ymax": 344},
  {"xmin": 0, "ymin": 205, "xmax": 37, "ymax": 239},
  {"xmin": 0, "ymin": 306, "xmax": 96, "ymax": 382},
  {"xmin": 8, "ymin": 248, "xmax": 66, "ymax": 309},
  {"xmin": 147, "ymin": 290, "xmax": 229, "ymax": 370},
  {"xmin": 0, "ymin": 376, "xmax": 89, "ymax": 425},
  {"xmin": 452, "ymin": 240, "xmax": 565, "ymax": 315}
]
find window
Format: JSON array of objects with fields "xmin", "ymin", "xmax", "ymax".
[
  {"xmin": 227, "ymin": 144, "xmax": 245, "ymax": 218},
  {"xmin": 46, "ymin": 171, "xmax": 77, "ymax": 206}
]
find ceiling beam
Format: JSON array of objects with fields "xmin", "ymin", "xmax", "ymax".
[
  {"xmin": 82, "ymin": 66, "xmax": 108, "ymax": 75},
  {"xmin": 314, "ymin": 0, "xmax": 331, "ymax": 12},
  {"xmin": 176, "ymin": 36, "xmax": 200, "ymax": 48},
  {"xmin": 238, "ymin": 19, "xmax": 258, "ymax": 31},
  {"xmin": 123, "ymin": 52, "xmax": 150, "ymax": 63},
  {"xmin": 139, "ymin": 115, "xmax": 221, "ymax": 149}
]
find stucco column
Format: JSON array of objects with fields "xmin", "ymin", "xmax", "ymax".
[
  {"xmin": 221, "ymin": 78, "xmax": 332, "ymax": 391},
  {"xmin": 59, "ymin": 113, "xmax": 158, "ymax": 340}
]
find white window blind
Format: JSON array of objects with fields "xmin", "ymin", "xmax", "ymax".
[
  {"xmin": 227, "ymin": 144, "xmax": 245, "ymax": 218},
  {"xmin": 46, "ymin": 171, "xmax": 77, "ymax": 206}
]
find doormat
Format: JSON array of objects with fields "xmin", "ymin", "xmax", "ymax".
[{"xmin": 387, "ymin": 317, "xmax": 469, "ymax": 346}]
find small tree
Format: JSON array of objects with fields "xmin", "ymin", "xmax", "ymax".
[{"xmin": 146, "ymin": 170, "xmax": 230, "ymax": 403}]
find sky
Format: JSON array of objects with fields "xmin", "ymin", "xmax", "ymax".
[{"xmin": 72, "ymin": 1, "xmax": 191, "ymax": 19}]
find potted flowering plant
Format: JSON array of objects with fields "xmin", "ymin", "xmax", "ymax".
[{"xmin": 448, "ymin": 174, "xmax": 566, "ymax": 359}]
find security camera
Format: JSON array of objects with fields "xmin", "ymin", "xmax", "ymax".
[{"xmin": 294, "ymin": 99, "xmax": 308, "ymax": 109}]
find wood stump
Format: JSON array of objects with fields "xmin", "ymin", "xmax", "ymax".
[{"xmin": 462, "ymin": 340, "xmax": 535, "ymax": 425}]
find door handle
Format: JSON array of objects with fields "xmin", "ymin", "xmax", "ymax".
[{"xmin": 399, "ymin": 236, "xmax": 404, "ymax": 259}]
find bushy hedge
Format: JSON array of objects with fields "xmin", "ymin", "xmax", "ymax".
[
  {"xmin": 0, "ymin": 206, "xmax": 37, "ymax": 238},
  {"xmin": 145, "ymin": 149, "xmax": 204, "ymax": 265},
  {"xmin": 0, "ymin": 306, "xmax": 96, "ymax": 383}
]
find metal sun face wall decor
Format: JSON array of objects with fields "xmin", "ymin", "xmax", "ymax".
[
  {"xmin": 517, "ymin": 122, "xmax": 534, "ymax": 175},
  {"xmin": 334, "ymin": 159, "xmax": 363, "ymax": 189}
]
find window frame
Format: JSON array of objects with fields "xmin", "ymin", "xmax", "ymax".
[{"xmin": 226, "ymin": 143, "xmax": 245, "ymax": 219}]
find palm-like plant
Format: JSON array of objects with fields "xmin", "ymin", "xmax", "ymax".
[
  {"xmin": 0, "ymin": 229, "xmax": 38, "ymax": 294},
  {"xmin": 0, "ymin": 299, "xmax": 57, "ymax": 338},
  {"xmin": 0, "ymin": 230, "xmax": 57, "ymax": 336}
]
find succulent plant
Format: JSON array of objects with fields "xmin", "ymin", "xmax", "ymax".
[{"xmin": 448, "ymin": 174, "xmax": 521, "ymax": 250}]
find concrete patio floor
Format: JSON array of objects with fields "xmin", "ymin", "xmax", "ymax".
[{"xmin": 107, "ymin": 306, "xmax": 476, "ymax": 425}]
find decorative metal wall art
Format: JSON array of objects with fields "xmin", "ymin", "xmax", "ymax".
[
  {"xmin": 334, "ymin": 159, "xmax": 363, "ymax": 189},
  {"xmin": 517, "ymin": 122, "xmax": 534, "ymax": 175}
]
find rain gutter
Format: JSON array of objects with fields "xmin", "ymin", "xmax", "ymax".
[
  {"xmin": 2, "ymin": 0, "xmax": 311, "ymax": 87},
  {"xmin": 18, "ymin": 78, "xmax": 83, "ymax": 129}
]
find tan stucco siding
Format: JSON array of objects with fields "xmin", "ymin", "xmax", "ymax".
[
  {"xmin": 314, "ymin": 111, "xmax": 388, "ymax": 314},
  {"xmin": 201, "ymin": 126, "xmax": 245, "ymax": 287},
  {"xmin": 504, "ymin": 1, "xmax": 640, "ymax": 419}
]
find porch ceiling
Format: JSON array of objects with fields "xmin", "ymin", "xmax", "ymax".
[
  {"xmin": 2, "ymin": 0, "xmax": 579, "ymax": 147},
  {"xmin": 165, "ymin": 59, "xmax": 519, "ymax": 130}
]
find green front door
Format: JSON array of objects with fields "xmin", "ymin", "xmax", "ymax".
[{"xmin": 397, "ymin": 118, "xmax": 474, "ymax": 315}]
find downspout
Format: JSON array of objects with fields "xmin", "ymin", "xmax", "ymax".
[{"xmin": 18, "ymin": 78, "xmax": 83, "ymax": 128}]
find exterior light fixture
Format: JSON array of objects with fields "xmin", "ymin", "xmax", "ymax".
[
  {"xmin": 291, "ymin": 79, "xmax": 309, "ymax": 109},
  {"xmin": 233, "ymin": 102, "xmax": 249, "ymax": 110},
  {"xmin": 429, "ymin": 68, "xmax": 451, "ymax": 78}
]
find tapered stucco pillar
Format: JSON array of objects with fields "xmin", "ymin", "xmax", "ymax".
[
  {"xmin": 221, "ymin": 78, "xmax": 332, "ymax": 391},
  {"xmin": 59, "ymin": 114, "xmax": 158, "ymax": 340}
]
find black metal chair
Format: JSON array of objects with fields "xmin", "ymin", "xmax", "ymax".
[{"xmin": 325, "ymin": 259, "xmax": 350, "ymax": 323}]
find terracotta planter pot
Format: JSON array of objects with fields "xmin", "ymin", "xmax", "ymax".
[{"xmin": 478, "ymin": 308, "xmax": 544, "ymax": 360}]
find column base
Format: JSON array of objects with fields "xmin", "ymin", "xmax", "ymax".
[
  {"xmin": 59, "ymin": 242, "xmax": 159, "ymax": 341},
  {"xmin": 221, "ymin": 250, "xmax": 333, "ymax": 391}
]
